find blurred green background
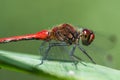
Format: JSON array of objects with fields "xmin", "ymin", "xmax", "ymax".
[{"xmin": 0, "ymin": 0, "xmax": 120, "ymax": 80}]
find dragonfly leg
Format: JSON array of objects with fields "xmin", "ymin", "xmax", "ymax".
[
  {"xmin": 39, "ymin": 43, "xmax": 52, "ymax": 65},
  {"xmin": 78, "ymin": 44, "xmax": 96, "ymax": 64},
  {"xmin": 70, "ymin": 45, "xmax": 87, "ymax": 66}
]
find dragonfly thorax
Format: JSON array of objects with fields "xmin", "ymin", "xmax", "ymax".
[{"xmin": 50, "ymin": 23, "xmax": 81, "ymax": 45}]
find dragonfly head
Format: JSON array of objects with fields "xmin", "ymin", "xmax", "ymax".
[{"xmin": 80, "ymin": 28, "xmax": 95, "ymax": 46}]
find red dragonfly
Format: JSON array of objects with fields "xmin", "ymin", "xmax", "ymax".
[{"xmin": 0, "ymin": 23, "xmax": 95, "ymax": 64}]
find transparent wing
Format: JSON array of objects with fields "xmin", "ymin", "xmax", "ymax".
[
  {"xmin": 83, "ymin": 32, "xmax": 116, "ymax": 54},
  {"xmin": 39, "ymin": 41, "xmax": 74, "ymax": 62},
  {"xmin": 81, "ymin": 32, "xmax": 117, "ymax": 64}
]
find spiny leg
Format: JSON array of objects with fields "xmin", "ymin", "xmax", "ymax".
[
  {"xmin": 78, "ymin": 44, "xmax": 96, "ymax": 64},
  {"xmin": 39, "ymin": 44, "xmax": 51, "ymax": 65},
  {"xmin": 69, "ymin": 45, "xmax": 78, "ymax": 64},
  {"xmin": 70, "ymin": 45, "xmax": 87, "ymax": 66}
]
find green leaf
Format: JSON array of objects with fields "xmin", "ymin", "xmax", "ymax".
[{"xmin": 0, "ymin": 50, "xmax": 120, "ymax": 80}]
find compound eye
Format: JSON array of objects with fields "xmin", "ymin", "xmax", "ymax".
[{"xmin": 81, "ymin": 29, "xmax": 95, "ymax": 46}]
